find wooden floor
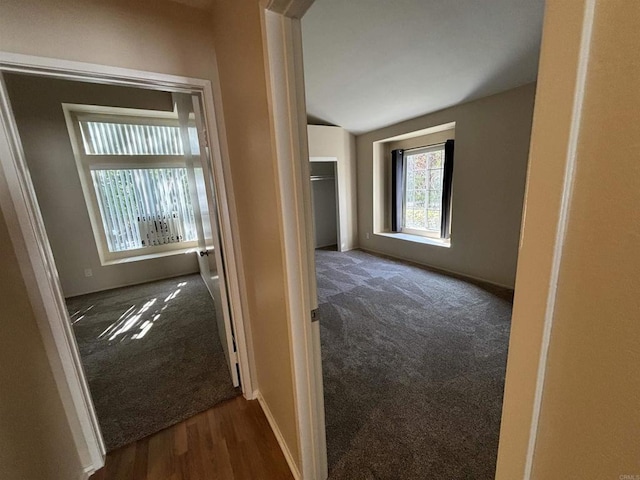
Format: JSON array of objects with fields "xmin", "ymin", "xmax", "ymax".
[{"xmin": 90, "ymin": 396, "xmax": 294, "ymax": 480}]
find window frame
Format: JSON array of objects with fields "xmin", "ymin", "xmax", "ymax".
[
  {"xmin": 401, "ymin": 143, "xmax": 448, "ymax": 240},
  {"xmin": 63, "ymin": 104, "xmax": 199, "ymax": 265}
]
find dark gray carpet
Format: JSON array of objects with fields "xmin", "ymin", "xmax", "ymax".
[
  {"xmin": 67, "ymin": 274, "xmax": 240, "ymax": 451},
  {"xmin": 316, "ymin": 249, "xmax": 513, "ymax": 479}
]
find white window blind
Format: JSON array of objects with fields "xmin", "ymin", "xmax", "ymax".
[
  {"xmin": 79, "ymin": 121, "xmax": 200, "ymax": 156},
  {"xmin": 72, "ymin": 115, "xmax": 203, "ymax": 255},
  {"xmin": 91, "ymin": 168, "xmax": 197, "ymax": 253}
]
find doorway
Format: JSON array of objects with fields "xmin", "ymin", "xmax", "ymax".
[
  {"xmin": 0, "ymin": 65, "xmax": 248, "ymax": 464},
  {"xmin": 310, "ymin": 161, "xmax": 339, "ymax": 251}
]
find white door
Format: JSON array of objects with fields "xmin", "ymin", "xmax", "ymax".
[{"xmin": 175, "ymin": 93, "xmax": 239, "ymax": 387}]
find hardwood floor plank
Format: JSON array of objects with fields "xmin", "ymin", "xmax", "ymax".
[
  {"xmin": 90, "ymin": 397, "xmax": 293, "ymax": 480},
  {"xmin": 147, "ymin": 424, "xmax": 174, "ymax": 479},
  {"xmin": 206, "ymin": 407, "xmax": 235, "ymax": 479},
  {"xmin": 132, "ymin": 436, "xmax": 149, "ymax": 480},
  {"xmin": 186, "ymin": 419, "xmax": 206, "ymax": 480},
  {"xmin": 111, "ymin": 442, "xmax": 136, "ymax": 479},
  {"xmin": 173, "ymin": 421, "xmax": 188, "ymax": 457}
]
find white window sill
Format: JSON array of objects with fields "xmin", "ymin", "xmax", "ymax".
[
  {"xmin": 102, "ymin": 247, "xmax": 200, "ymax": 266},
  {"xmin": 375, "ymin": 232, "xmax": 451, "ymax": 248}
]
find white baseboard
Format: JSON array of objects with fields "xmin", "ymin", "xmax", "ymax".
[
  {"xmin": 244, "ymin": 389, "xmax": 259, "ymax": 401},
  {"xmin": 65, "ymin": 269, "xmax": 200, "ymax": 298},
  {"xmin": 359, "ymin": 247, "xmax": 514, "ymax": 290},
  {"xmin": 80, "ymin": 465, "xmax": 95, "ymax": 480},
  {"xmin": 256, "ymin": 392, "xmax": 302, "ymax": 480}
]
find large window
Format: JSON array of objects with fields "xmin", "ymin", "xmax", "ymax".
[
  {"xmin": 90, "ymin": 168, "xmax": 196, "ymax": 253},
  {"xmin": 391, "ymin": 139, "xmax": 454, "ymax": 240},
  {"xmin": 403, "ymin": 144, "xmax": 445, "ymax": 236},
  {"xmin": 65, "ymin": 106, "xmax": 201, "ymax": 264}
]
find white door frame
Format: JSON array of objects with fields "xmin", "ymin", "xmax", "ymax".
[
  {"xmin": 0, "ymin": 52, "xmax": 254, "ymax": 476},
  {"xmin": 261, "ymin": 1, "xmax": 598, "ymax": 479},
  {"xmin": 261, "ymin": 1, "xmax": 327, "ymax": 479}
]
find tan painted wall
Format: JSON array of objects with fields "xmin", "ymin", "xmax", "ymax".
[
  {"xmin": 497, "ymin": 1, "xmax": 640, "ymax": 478},
  {"xmin": 0, "ymin": 209, "xmax": 82, "ymax": 480},
  {"xmin": 211, "ymin": 0, "xmax": 300, "ymax": 467},
  {"xmin": 494, "ymin": 1, "xmax": 587, "ymax": 477},
  {"xmin": 1, "ymin": 0, "xmax": 300, "ymax": 474},
  {"xmin": 530, "ymin": 1, "xmax": 640, "ymax": 478},
  {"xmin": 5, "ymin": 74, "xmax": 199, "ymax": 298},
  {"xmin": 0, "ymin": 0, "xmax": 218, "ymax": 81},
  {"xmin": 356, "ymin": 83, "xmax": 536, "ymax": 288},
  {"xmin": 308, "ymin": 125, "xmax": 358, "ymax": 251}
]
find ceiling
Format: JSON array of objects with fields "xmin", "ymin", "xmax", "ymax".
[{"xmin": 301, "ymin": 0, "xmax": 545, "ymax": 134}]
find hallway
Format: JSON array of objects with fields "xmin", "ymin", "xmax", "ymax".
[{"xmin": 90, "ymin": 396, "xmax": 293, "ymax": 480}]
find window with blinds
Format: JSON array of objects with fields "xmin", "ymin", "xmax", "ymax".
[
  {"xmin": 66, "ymin": 107, "xmax": 201, "ymax": 262},
  {"xmin": 79, "ymin": 121, "xmax": 200, "ymax": 156},
  {"xmin": 91, "ymin": 168, "xmax": 197, "ymax": 252}
]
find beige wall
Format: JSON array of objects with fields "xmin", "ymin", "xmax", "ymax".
[
  {"xmin": 1, "ymin": 0, "xmax": 300, "ymax": 474},
  {"xmin": 211, "ymin": 0, "xmax": 300, "ymax": 468},
  {"xmin": 0, "ymin": 209, "xmax": 82, "ymax": 480},
  {"xmin": 5, "ymin": 74, "xmax": 199, "ymax": 297},
  {"xmin": 357, "ymin": 83, "xmax": 536, "ymax": 288},
  {"xmin": 530, "ymin": 1, "xmax": 640, "ymax": 478},
  {"xmin": 494, "ymin": 2, "xmax": 587, "ymax": 477},
  {"xmin": 0, "ymin": 0, "xmax": 219, "ymax": 82},
  {"xmin": 308, "ymin": 125, "xmax": 358, "ymax": 251},
  {"xmin": 497, "ymin": 1, "xmax": 640, "ymax": 478}
]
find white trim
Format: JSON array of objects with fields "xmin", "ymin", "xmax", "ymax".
[
  {"xmin": 62, "ymin": 105, "xmax": 199, "ymax": 265},
  {"xmin": 0, "ymin": 52, "xmax": 253, "ymax": 472},
  {"xmin": 66, "ymin": 270, "xmax": 199, "ymax": 299},
  {"xmin": 80, "ymin": 465, "xmax": 95, "ymax": 480},
  {"xmin": 257, "ymin": 392, "xmax": 302, "ymax": 480},
  {"xmin": 523, "ymin": 0, "xmax": 596, "ymax": 477},
  {"xmin": 374, "ymin": 231, "xmax": 451, "ymax": 248},
  {"xmin": 99, "ymin": 247, "xmax": 199, "ymax": 266},
  {"xmin": 0, "ymin": 71, "xmax": 105, "ymax": 471},
  {"xmin": 199, "ymin": 79, "xmax": 257, "ymax": 399},
  {"xmin": 0, "ymin": 52, "xmax": 207, "ymax": 92},
  {"xmin": 261, "ymin": 9, "xmax": 327, "ymax": 480}
]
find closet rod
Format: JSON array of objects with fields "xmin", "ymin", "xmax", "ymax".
[{"xmin": 310, "ymin": 175, "xmax": 335, "ymax": 182}]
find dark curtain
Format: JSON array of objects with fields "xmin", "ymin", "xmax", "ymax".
[
  {"xmin": 440, "ymin": 139, "xmax": 455, "ymax": 239},
  {"xmin": 391, "ymin": 149, "xmax": 404, "ymax": 232}
]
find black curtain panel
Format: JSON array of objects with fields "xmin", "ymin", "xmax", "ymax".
[
  {"xmin": 440, "ymin": 139, "xmax": 455, "ymax": 239},
  {"xmin": 391, "ymin": 149, "xmax": 404, "ymax": 232}
]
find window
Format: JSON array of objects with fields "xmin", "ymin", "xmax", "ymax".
[
  {"xmin": 403, "ymin": 144, "xmax": 445, "ymax": 236},
  {"xmin": 65, "ymin": 106, "xmax": 201, "ymax": 264},
  {"xmin": 391, "ymin": 139, "xmax": 454, "ymax": 240},
  {"xmin": 90, "ymin": 168, "xmax": 196, "ymax": 252}
]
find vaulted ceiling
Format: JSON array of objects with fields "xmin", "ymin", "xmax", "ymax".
[{"xmin": 301, "ymin": 0, "xmax": 545, "ymax": 134}]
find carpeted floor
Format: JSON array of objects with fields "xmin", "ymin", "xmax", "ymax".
[
  {"xmin": 67, "ymin": 274, "xmax": 240, "ymax": 452},
  {"xmin": 316, "ymin": 249, "xmax": 513, "ymax": 479}
]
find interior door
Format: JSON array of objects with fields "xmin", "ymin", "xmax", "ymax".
[{"xmin": 175, "ymin": 93, "xmax": 239, "ymax": 387}]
